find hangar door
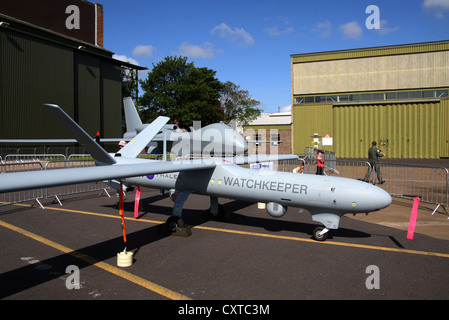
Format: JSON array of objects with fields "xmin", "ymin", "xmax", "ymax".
[
  {"xmin": 0, "ymin": 29, "xmax": 74, "ymax": 139},
  {"xmin": 333, "ymin": 101, "xmax": 440, "ymax": 159}
]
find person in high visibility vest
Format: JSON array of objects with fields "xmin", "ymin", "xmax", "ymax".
[{"xmin": 316, "ymin": 151, "xmax": 325, "ymax": 175}]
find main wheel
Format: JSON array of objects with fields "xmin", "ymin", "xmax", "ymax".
[
  {"xmin": 312, "ymin": 226, "xmax": 328, "ymax": 241},
  {"xmin": 207, "ymin": 204, "xmax": 229, "ymax": 221},
  {"xmin": 166, "ymin": 216, "xmax": 185, "ymax": 229}
]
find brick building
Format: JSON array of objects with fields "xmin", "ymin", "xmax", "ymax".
[{"xmin": 242, "ymin": 112, "xmax": 292, "ymax": 155}]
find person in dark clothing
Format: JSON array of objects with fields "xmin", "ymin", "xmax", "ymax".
[{"xmin": 363, "ymin": 141, "xmax": 385, "ymax": 184}]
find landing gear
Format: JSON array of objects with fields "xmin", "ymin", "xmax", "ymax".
[
  {"xmin": 312, "ymin": 226, "xmax": 329, "ymax": 241},
  {"xmin": 207, "ymin": 203, "xmax": 229, "ymax": 221},
  {"xmin": 163, "ymin": 215, "xmax": 191, "ymax": 237},
  {"xmin": 166, "ymin": 215, "xmax": 185, "ymax": 229},
  {"xmin": 165, "ymin": 192, "xmax": 229, "ymax": 236}
]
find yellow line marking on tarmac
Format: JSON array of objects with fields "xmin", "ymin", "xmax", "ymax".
[
  {"xmin": 0, "ymin": 218, "xmax": 191, "ymax": 300},
  {"xmin": 6, "ymin": 203, "xmax": 449, "ymax": 259},
  {"xmin": 194, "ymin": 225, "xmax": 449, "ymax": 259}
]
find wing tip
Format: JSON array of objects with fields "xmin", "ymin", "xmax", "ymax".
[{"xmin": 43, "ymin": 103, "xmax": 60, "ymax": 109}]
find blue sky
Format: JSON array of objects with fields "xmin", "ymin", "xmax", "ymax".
[{"xmin": 103, "ymin": 0, "xmax": 449, "ymax": 113}]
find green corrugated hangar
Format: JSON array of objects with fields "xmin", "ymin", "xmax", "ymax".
[
  {"xmin": 0, "ymin": 0, "xmax": 143, "ymax": 145},
  {"xmin": 291, "ymin": 40, "xmax": 449, "ymax": 159}
]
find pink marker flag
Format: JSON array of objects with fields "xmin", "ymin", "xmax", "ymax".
[
  {"xmin": 407, "ymin": 197, "xmax": 420, "ymax": 240},
  {"xmin": 134, "ymin": 187, "xmax": 141, "ymax": 219}
]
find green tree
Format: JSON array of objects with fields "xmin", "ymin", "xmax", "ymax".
[
  {"xmin": 219, "ymin": 81, "xmax": 262, "ymax": 126},
  {"xmin": 139, "ymin": 56, "xmax": 223, "ymax": 128},
  {"xmin": 120, "ymin": 67, "xmax": 139, "ymax": 101}
]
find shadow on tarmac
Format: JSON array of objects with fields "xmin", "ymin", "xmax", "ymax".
[
  {"xmin": 0, "ymin": 223, "xmax": 169, "ymax": 299},
  {"xmin": 122, "ymin": 194, "xmax": 372, "ymax": 242},
  {"xmin": 0, "ymin": 193, "xmax": 376, "ymax": 299}
]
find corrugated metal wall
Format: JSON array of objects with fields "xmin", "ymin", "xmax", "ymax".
[
  {"xmin": 334, "ymin": 102, "xmax": 440, "ymax": 158},
  {"xmin": 0, "ymin": 27, "xmax": 122, "ymax": 141},
  {"xmin": 101, "ymin": 60, "xmax": 123, "ymax": 140},
  {"xmin": 293, "ymin": 100, "xmax": 447, "ymax": 158},
  {"xmin": 0, "ymin": 30, "xmax": 74, "ymax": 139},
  {"xmin": 292, "ymin": 104, "xmax": 334, "ymax": 154},
  {"xmin": 440, "ymin": 98, "xmax": 449, "ymax": 158},
  {"xmin": 76, "ymin": 53, "xmax": 101, "ymax": 138}
]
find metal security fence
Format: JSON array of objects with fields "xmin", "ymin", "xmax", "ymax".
[
  {"xmin": 0, "ymin": 157, "xmax": 109, "ymax": 208},
  {"xmin": 0, "ymin": 152, "xmax": 447, "ymax": 214},
  {"xmin": 4, "ymin": 154, "xmax": 66, "ymax": 163},
  {"xmin": 276, "ymin": 157, "xmax": 449, "ymax": 211},
  {"xmin": 0, "ymin": 161, "xmax": 45, "ymax": 207},
  {"xmin": 302, "ymin": 157, "xmax": 369, "ymax": 178},
  {"xmin": 0, "ymin": 147, "xmax": 88, "ymax": 159},
  {"xmin": 45, "ymin": 159, "xmax": 110, "ymax": 205},
  {"xmin": 372, "ymin": 162, "xmax": 449, "ymax": 209}
]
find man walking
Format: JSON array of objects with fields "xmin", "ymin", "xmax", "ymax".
[{"xmin": 363, "ymin": 141, "xmax": 385, "ymax": 184}]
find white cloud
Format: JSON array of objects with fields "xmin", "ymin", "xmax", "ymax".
[
  {"xmin": 311, "ymin": 21, "xmax": 332, "ymax": 38},
  {"xmin": 264, "ymin": 17, "xmax": 294, "ymax": 36},
  {"xmin": 132, "ymin": 45, "xmax": 156, "ymax": 58},
  {"xmin": 423, "ymin": 0, "xmax": 449, "ymax": 18},
  {"xmin": 112, "ymin": 54, "xmax": 140, "ymax": 66},
  {"xmin": 264, "ymin": 25, "xmax": 294, "ymax": 36},
  {"xmin": 211, "ymin": 23, "xmax": 255, "ymax": 46},
  {"xmin": 339, "ymin": 21, "xmax": 363, "ymax": 39},
  {"xmin": 377, "ymin": 20, "xmax": 400, "ymax": 36},
  {"xmin": 177, "ymin": 42, "xmax": 215, "ymax": 59}
]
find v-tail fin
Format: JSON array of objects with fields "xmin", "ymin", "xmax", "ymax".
[
  {"xmin": 43, "ymin": 104, "xmax": 116, "ymax": 165},
  {"xmin": 116, "ymin": 115, "xmax": 169, "ymax": 158},
  {"xmin": 123, "ymin": 97, "xmax": 143, "ymax": 138}
]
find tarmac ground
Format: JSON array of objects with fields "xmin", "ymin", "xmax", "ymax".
[{"xmin": 1, "ymin": 185, "xmax": 449, "ymax": 304}]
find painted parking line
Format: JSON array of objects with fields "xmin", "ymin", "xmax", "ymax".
[
  {"xmin": 15, "ymin": 203, "xmax": 449, "ymax": 260},
  {"xmin": 0, "ymin": 219, "xmax": 191, "ymax": 300}
]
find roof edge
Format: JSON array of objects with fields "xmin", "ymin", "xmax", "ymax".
[{"xmin": 291, "ymin": 39, "xmax": 449, "ymax": 63}]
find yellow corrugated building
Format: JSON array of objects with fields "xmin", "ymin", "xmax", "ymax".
[{"xmin": 291, "ymin": 40, "xmax": 449, "ymax": 159}]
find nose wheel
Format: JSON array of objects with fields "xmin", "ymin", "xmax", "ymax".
[{"xmin": 312, "ymin": 226, "xmax": 329, "ymax": 241}]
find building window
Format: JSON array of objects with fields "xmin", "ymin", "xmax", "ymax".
[
  {"xmin": 397, "ymin": 91, "xmax": 409, "ymax": 99},
  {"xmin": 436, "ymin": 90, "xmax": 448, "ymax": 98},
  {"xmin": 422, "ymin": 90, "xmax": 435, "ymax": 98},
  {"xmin": 304, "ymin": 96, "xmax": 314, "ymax": 103},
  {"xmin": 254, "ymin": 134, "xmax": 262, "ymax": 147},
  {"xmin": 271, "ymin": 134, "xmax": 281, "ymax": 146},
  {"xmin": 295, "ymin": 97, "xmax": 304, "ymax": 104},
  {"xmin": 339, "ymin": 95, "xmax": 349, "ymax": 102},
  {"xmin": 360, "ymin": 93, "xmax": 372, "ymax": 101},
  {"xmin": 410, "ymin": 91, "xmax": 422, "ymax": 99},
  {"xmin": 327, "ymin": 95, "xmax": 338, "ymax": 102},
  {"xmin": 372, "ymin": 93, "xmax": 384, "ymax": 100},
  {"xmin": 386, "ymin": 92, "xmax": 397, "ymax": 100},
  {"xmin": 294, "ymin": 88, "xmax": 448, "ymax": 105}
]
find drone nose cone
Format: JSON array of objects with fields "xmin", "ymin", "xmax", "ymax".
[
  {"xmin": 369, "ymin": 184, "xmax": 392, "ymax": 210},
  {"xmin": 377, "ymin": 187, "xmax": 392, "ymax": 209},
  {"xmin": 346, "ymin": 180, "xmax": 392, "ymax": 212}
]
